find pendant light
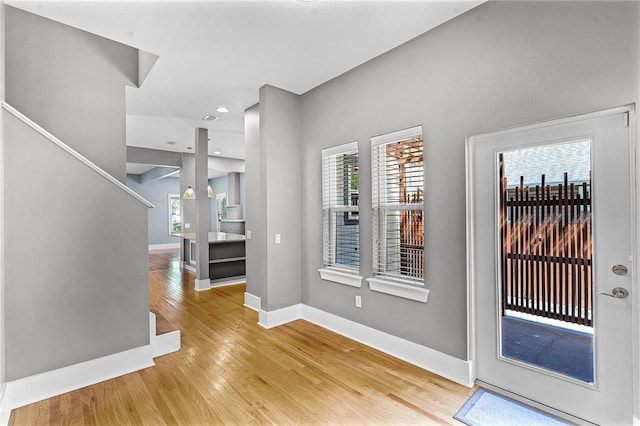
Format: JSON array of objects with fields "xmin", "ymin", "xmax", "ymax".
[
  {"xmin": 182, "ymin": 147, "xmax": 214, "ymax": 199},
  {"xmin": 183, "ymin": 186, "xmax": 196, "ymax": 199},
  {"xmin": 183, "ymin": 184, "xmax": 213, "ymax": 199}
]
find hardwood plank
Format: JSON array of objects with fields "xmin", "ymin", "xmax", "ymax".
[{"xmin": 9, "ymin": 248, "xmax": 475, "ymax": 425}]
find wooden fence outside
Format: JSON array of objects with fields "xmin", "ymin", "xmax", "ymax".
[
  {"xmin": 401, "ymin": 208, "xmax": 424, "ymax": 278},
  {"xmin": 499, "ymin": 154, "xmax": 593, "ymax": 326}
]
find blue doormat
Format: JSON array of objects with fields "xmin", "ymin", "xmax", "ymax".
[{"xmin": 454, "ymin": 388, "xmax": 571, "ymax": 426}]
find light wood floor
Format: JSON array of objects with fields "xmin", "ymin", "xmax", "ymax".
[{"xmin": 10, "ymin": 249, "xmax": 475, "ymax": 425}]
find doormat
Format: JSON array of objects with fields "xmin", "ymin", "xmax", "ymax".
[{"xmin": 454, "ymin": 388, "xmax": 571, "ymax": 426}]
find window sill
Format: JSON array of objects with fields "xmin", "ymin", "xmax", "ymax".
[
  {"xmin": 318, "ymin": 268, "xmax": 363, "ymax": 288},
  {"xmin": 366, "ymin": 277, "xmax": 429, "ymax": 303}
]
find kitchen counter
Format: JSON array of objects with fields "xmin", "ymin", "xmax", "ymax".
[
  {"xmin": 181, "ymin": 232, "xmax": 246, "ymax": 285},
  {"xmin": 179, "ymin": 232, "xmax": 245, "ymax": 243}
]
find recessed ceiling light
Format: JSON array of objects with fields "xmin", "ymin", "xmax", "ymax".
[
  {"xmin": 216, "ymin": 106, "xmax": 229, "ymax": 113},
  {"xmin": 202, "ymin": 115, "xmax": 219, "ymax": 121},
  {"xmin": 214, "ymin": 150, "xmax": 222, "ymax": 155}
]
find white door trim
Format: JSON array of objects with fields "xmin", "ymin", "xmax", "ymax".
[{"xmin": 465, "ymin": 104, "xmax": 637, "ymax": 417}]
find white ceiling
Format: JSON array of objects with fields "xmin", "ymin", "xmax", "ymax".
[{"xmin": 8, "ymin": 0, "xmax": 483, "ymax": 169}]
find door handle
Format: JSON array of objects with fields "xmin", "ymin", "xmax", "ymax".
[{"xmin": 598, "ymin": 287, "xmax": 629, "ymax": 299}]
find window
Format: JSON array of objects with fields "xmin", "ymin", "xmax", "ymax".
[
  {"xmin": 168, "ymin": 194, "xmax": 181, "ymax": 236},
  {"xmin": 368, "ymin": 126, "xmax": 429, "ymax": 302},
  {"xmin": 318, "ymin": 142, "xmax": 363, "ymax": 287}
]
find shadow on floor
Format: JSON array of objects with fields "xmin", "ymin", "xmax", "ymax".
[{"xmin": 501, "ymin": 316, "xmax": 593, "ymax": 383}]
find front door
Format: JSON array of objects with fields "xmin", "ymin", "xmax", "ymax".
[{"xmin": 467, "ymin": 106, "xmax": 635, "ymax": 425}]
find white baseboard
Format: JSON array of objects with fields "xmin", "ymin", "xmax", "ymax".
[
  {"xmin": 194, "ymin": 278, "xmax": 211, "ymax": 291},
  {"xmin": 258, "ymin": 304, "xmax": 302, "ymax": 329},
  {"xmin": 244, "ymin": 292, "xmax": 261, "ymax": 311},
  {"xmin": 149, "ymin": 312, "xmax": 180, "ymax": 358},
  {"xmin": 249, "ymin": 295, "xmax": 472, "ymax": 387},
  {"xmin": 148, "ymin": 243, "xmax": 180, "ymax": 251},
  {"xmin": 210, "ymin": 276, "xmax": 246, "ymax": 288},
  {"xmin": 152, "ymin": 331, "xmax": 181, "ymax": 358},
  {"xmin": 301, "ymin": 305, "xmax": 473, "ymax": 387},
  {"xmin": 0, "ymin": 345, "xmax": 154, "ymax": 418}
]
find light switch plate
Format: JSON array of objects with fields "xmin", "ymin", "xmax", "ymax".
[
  {"xmin": 247, "ymin": 230, "xmax": 252, "ymax": 240},
  {"xmin": 275, "ymin": 234, "xmax": 281, "ymax": 244},
  {"xmin": 185, "ymin": 223, "xmax": 191, "ymax": 229}
]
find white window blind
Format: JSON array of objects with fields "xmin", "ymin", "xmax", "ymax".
[
  {"xmin": 371, "ymin": 127, "xmax": 424, "ymax": 284},
  {"xmin": 321, "ymin": 142, "xmax": 359, "ymax": 272}
]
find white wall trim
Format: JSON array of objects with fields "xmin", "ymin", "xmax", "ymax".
[
  {"xmin": 321, "ymin": 141, "xmax": 358, "ymax": 157},
  {"xmin": 149, "ymin": 312, "xmax": 180, "ymax": 358},
  {"xmin": 318, "ymin": 268, "xmax": 363, "ymax": 288},
  {"xmin": 194, "ymin": 278, "xmax": 211, "ymax": 291},
  {"xmin": 371, "ymin": 125, "xmax": 423, "ymax": 147},
  {"xmin": 244, "ymin": 292, "xmax": 261, "ymax": 311},
  {"xmin": 258, "ymin": 304, "xmax": 302, "ymax": 329},
  {"xmin": 248, "ymin": 295, "xmax": 472, "ymax": 387},
  {"xmin": 2, "ymin": 102, "xmax": 154, "ymax": 209},
  {"xmin": 210, "ymin": 276, "xmax": 246, "ymax": 288},
  {"xmin": 149, "ymin": 243, "xmax": 180, "ymax": 251},
  {"xmin": 301, "ymin": 305, "xmax": 472, "ymax": 387},
  {"xmin": 151, "ymin": 331, "xmax": 181, "ymax": 358},
  {"xmin": 0, "ymin": 345, "xmax": 154, "ymax": 419},
  {"xmin": 366, "ymin": 277, "xmax": 429, "ymax": 303}
]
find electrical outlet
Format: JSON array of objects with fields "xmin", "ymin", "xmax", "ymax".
[
  {"xmin": 355, "ymin": 295, "xmax": 362, "ymax": 308},
  {"xmin": 275, "ymin": 234, "xmax": 281, "ymax": 244},
  {"xmin": 185, "ymin": 223, "xmax": 191, "ymax": 229}
]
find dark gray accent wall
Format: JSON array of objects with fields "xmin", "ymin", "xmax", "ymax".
[
  {"xmin": 127, "ymin": 176, "xmax": 181, "ymax": 245},
  {"xmin": 4, "ymin": 6, "xmax": 138, "ymax": 183},
  {"xmin": 299, "ymin": 1, "xmax": 639, "ymax": 360},
  {"xmin": 4, "ymin": 111, "xmax": 150, "ymax": 380}
]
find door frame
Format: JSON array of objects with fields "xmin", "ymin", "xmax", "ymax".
[{"xmin": 465, "ymin": 105, "xmax": 638, "ymax": 420}]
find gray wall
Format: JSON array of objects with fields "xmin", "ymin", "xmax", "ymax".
[
  {"xmin": 3, "ymin": 5, "xmax": 150, "ymax": 381},
  {"xmin": 299, "ymin": 1, "xmax": 639, "ymax": 360},
  {"xmin": 4, "ymin": 6, "xmax": 138, "ymax": 182},
  {"xmin": 127, "ymin": 175, "xmax": 181, "ymax": 245},
  {"xmin": 4, "ymin": 111, "xmax": 150, "ymax": 380},
  {"xmin": 180, "ymin": 153, "xmax": 196, "ymax": 232},
  {"xmin": 245, "ymin": 104, "xmax": 262, "ymax": 298},
  {"xmin": 261, "ymin": 85, "xmax": 302, "ymax": 310},
  {"xmin": 246, "ymin": 85, "xmax": 303, "ymax": 311},
  {"xmin": 0, "ymin": 0, "xmax": 7, "ymax": 387}
]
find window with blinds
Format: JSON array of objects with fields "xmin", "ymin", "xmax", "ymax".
[
  {"xmin": 321, "ymin": 142, "xmax": 360, "ymax": 272},
  {"xmin": 371, "ymin": 127, "xmax": 424, "ymax": 284}
]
